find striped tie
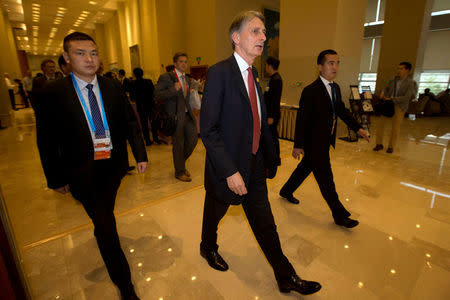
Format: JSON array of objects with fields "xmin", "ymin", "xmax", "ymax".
[{"xmin": 86, "ymin": 84, "xmax": 106, "ymax": 138}]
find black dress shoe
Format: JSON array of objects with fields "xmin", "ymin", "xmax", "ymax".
[
  {"xmin": 386, "ymin": 147, "xmax": 393, "ymax": 153},
  {"xmin": 280, "ymin": 191, "xmax": 300, "ymax": 204},
  {"xmin": 278, "ymin": 274, "xmax": 321, "ymax": 295},
  {"xmin": 334, "ymin": 217, "xmax": 359, "ymax": 228},
  {"xmin": 200, "ymin": 247, "xmax": 229, "ymax": 271},
  {"xmin": 373, "ymin": 144, "xmax": 383, "ymax": 151}
]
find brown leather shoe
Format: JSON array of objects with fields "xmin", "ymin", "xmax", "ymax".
[
  {"xmin": 176, "ymin": 173, "xmax": 192, "ymax": 182},
  {"xmin": 185, "ymin": 170, "xmax": 191, "ymax": 177}
]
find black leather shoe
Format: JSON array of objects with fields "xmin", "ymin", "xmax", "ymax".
[
  {"xmin": 334, "ymin": 217, "xmax": 359, "ymax": 228},
  {"xmin": 280, "ymin": 191, "xmax": 300, "ymax": 204},
  {"xmin": 200, "ymin": 247, "xmax": 229, "ymax": 271},
  {"xmin": 278, "ymin": 274, "xmax": 321, "ymax": 295},
  {"xmin": 373, "ymin": 144, "xmax": 383, "ymax": 151},
  {"xmin": 386, "ymin": 147, "xmax": 393, "ymax": 153}
]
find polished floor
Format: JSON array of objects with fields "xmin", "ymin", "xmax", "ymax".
[{"xmin": 0, "ymin": 108, "xmax": 449, "ymax": 299}]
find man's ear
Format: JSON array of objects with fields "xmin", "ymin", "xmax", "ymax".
[
  {"xmin": 232, "ymin": 31, "xmax": 240, "ymax": 47},
  {"xmin": 63, "ymin": 52, "xmax": 70, "ymax": 63}
]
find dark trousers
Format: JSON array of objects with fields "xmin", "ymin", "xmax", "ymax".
[
  {"xmin": 201, "ymin": 151, "xmax": 295, "ymax": 281},
  {"xmin": 280, "ymin": 151, "xmax": 350, "ymax": 220},
  {"xmin": 269, "ymin": 123, "xmax": 281, "ymax": 165},
  {"xmin": 8, "ymin": 89, "xmax": 15, "ymax": 110},
  {"xmin": 137, "ymin": 109, "xmax": 151, "ymax": 144},
  {"xmin": 172, "ymin": 112, "xmax": 198, "ymax": 176},
  {"xmin": 68, "ymin": 160, "xmax": 133, "ymax": 292}
]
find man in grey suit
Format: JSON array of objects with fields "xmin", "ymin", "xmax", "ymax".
[
  {"xmin": 155, "ymin": 52, "xmax": 199, "ymax": 181},
  {"xmin": 373, "ymin": 62, "xmax": 417, "ymax": 153}
]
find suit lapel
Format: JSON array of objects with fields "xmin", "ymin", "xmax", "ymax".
[
  {"xmin": 65, "ymin": 76, "xmax": 91, "ymax": 136},
  {"xmin": 229, "ymin": 56, "xmax": 251, "ymax": 109}
]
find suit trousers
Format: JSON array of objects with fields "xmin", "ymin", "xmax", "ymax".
[
  {"xmin": 172, "ymin": 112, "xmax": 198, "ymax": 176},
  {"xmin": 201, "ymin": 150, "xmax": 295, "ymax": 280},
  {"xmin": 137, "ymin": 108, "xmax": 151, "ymax": 144},
  {"xmin": 68, "ymin": 160, "xmax": 133, "ymax": 292},
  {"xmin": 8, "ymin": 89, "xmax": 15, "ymax": 110},
  {"xmin": 269, "ymin": 123, "xmax": 281, "ymax": 165},
  {"xmin": 375, "ymin": 105, "xmax": 405, "ymax": 149},
  {"xmin": 280, "ymin": 151, "xmax": 350, "ymax": 220}
]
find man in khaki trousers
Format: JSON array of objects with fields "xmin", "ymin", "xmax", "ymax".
[{"xmin": 373, "ymin": 62, "xmax": 417, "ymax": 153}]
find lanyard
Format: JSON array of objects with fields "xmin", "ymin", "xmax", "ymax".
[
  {"xmin": 173, "ymin": 70, "xmax": 188, "ymax": 95},
  {"xmin": 71, "ymin": 73, "xmax": 110, "ymax": 134}
]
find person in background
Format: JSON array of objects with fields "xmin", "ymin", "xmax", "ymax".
[
  {"xmin": 31, "ymin": 59, "xmax": 56, "ymax": 112},
  {"xmin": 264, "ymin": 56, "xmax": 282, "ymax": 166},
  {"xmin": 4, "ymin": 73, "xmax": 17, "ymax": 110},
  {"xmin": 58, "ymin": 54, "xmax": 72, "ymax": 76},
  {"xmin": 22, "ymin": 70, "xmax": 33, "ymax": 107},
  {"xmin": 373, "ymin": 62, "xmax": 417, "ymax": 154}
]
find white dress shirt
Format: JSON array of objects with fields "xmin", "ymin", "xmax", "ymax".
[
  {"xmin": 72, "ymin": 73, "xmax": 106, "ymax": 137},
  {"xmin": 320, "ymin": 75, "xmax": 334, "ymax": 101},
  {"xmin": 233, "ymin": 52, "xmax": 262, "ymax": 125}
]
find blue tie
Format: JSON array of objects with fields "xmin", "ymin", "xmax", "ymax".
[
  {"xmin": 86, "ymin": 84, "xmax": 106, "ymax": 138},
  {"xmin": 329, "ymin": 83, "xmax": 336, "ymax": 119}
]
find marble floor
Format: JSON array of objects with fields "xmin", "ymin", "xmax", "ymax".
[{"xmin": 0, "ymin": 108, "xmax": 449, "ymax": 300}]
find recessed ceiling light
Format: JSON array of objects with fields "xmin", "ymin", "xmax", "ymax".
[{"xmin": 89, "ymin": 1, "xmax": 97, "ymax": 4}]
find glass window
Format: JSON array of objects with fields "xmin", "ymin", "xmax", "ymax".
[
  {"xmin": 419, "ymin": 72, "xmax": 450, "ymax": 95},
  {"xmin": 358, "ymin": 73, "xmax": 377, "ymax": 93}
]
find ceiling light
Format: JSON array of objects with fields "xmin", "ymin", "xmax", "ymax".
[
  {"xmin": 58, "ymin": 7, "xmax": 67, "ymax": 11},
  {"xmin": 32, "ymin": 3, "xmax": 41, "ymax": 7},
  {"xmin": 89, "ymin": 1, "xmax": 97, "ymax": 4}
]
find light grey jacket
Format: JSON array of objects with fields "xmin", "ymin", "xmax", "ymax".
[{"xmin": 383, "ymin": 76, "xmax": 418, "ymax": 111}]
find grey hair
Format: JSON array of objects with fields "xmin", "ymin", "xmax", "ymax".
[{"xmin": 229, "ymin": 10, "xmax": 265, "ymax": 50}]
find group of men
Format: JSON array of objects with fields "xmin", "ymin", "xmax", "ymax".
[{"xmin": 32, "ymin": 9, "xmax": 418, "ymax": 300}]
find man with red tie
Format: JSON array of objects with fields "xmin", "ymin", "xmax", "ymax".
[{"xmin": 199, "ymin": 10, "xmax": 321, "ymax": 296}]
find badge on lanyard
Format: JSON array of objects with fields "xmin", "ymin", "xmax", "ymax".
[{"xmin": 71, "ymin": 73, "xmax": 112, "ymax": 160}]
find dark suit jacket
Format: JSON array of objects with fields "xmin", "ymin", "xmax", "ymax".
[
  {"xmin": 200, "ymin": 55, "xmax": 277, "ymax": 205},
  {"xmin": 31, "ymin": 76, "xmax": 55, "ymax": 111},
  {"xmin": 129, "ymin": 78, "xmax": 155, "ymax": 113},
  {"xmin": 154, "ymin": 71, "xmax": 194, "ymax": 120},
  {"xmin": 264, "ymin": 72, "xmax": 282, "ymax": 125},
  {"xmin": 36, "ymin": 76, "xmax": 147, "ymax": 189},
  {"xmin": 294, "ymin": 77, "xmax": 361, "ymax": 154}
]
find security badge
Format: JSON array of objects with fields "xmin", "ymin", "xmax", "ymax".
[{"xmin": 94, "ymin": 136, "xmax": 112, "ymax": 160}]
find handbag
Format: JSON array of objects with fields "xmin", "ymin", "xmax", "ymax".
[{"xmin": 374, "ymin": 99, "xmax": 395, "ymax": 117}]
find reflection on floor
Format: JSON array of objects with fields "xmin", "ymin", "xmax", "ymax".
[{"xmin": 0, "ymin": 108, "xmax": 449, "ymax": 299}]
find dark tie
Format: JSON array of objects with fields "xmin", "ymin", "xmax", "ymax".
[
  {"xmin": 86, "ymin": 84, "xmax": 106, "ymax": 138},
  {"xmin": 247, "ymin": 67, "xmax": 260, "ymax": 154},
  {"xmin": 329, "ymin": 83, "xmax": 336, "ymax": 119}
]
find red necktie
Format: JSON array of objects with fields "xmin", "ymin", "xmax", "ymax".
[{"xmin": 247, "ymin": 67, "xmax": 260, "ymax": 154}]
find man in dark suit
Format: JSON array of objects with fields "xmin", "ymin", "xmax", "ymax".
[
  {"xmin": 35, "ymin": 32, "xmax": 147, "ymax": 300},
  {"xmin": 118, "ymin": 69, "xmax": 131, "ymax": 94},
  {"xmin": 129, "ymin": 67, "xmax": 158, "ymax": 145},
  {"xmin": 155, "ymin": 52, "xmax": 199, "ymax": 182},
  {"xmin": 280, "ymin": 49, "xmax": 370, "ymax": 228},
  {"xmin": 264, "ymin": 56, "xmax": 282, "ymax": 166},
  {"xmin": 31, "ymin": 59, "xmax": 57, "ymax": 111},
  {"xmin": 200, "ymin": 11, "xmax": 321, "ymax": 296}
]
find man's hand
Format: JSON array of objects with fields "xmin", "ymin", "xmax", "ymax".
[
  {"xmin": 292, "ymin": 148, "xmax": 304, "ymax": 160},
  {"xmin": 54, "ymin": 185, "xmax": 70, "ymax": 194},
  {"xmin": 358, "ymin": 129, "xmax": 370, "ymax": 142},
  {"xmin": 267, "ymin": 118, "xmax": 274, "ymax": 125},
  {"xmin": 226, "ymin": 172, "xmax": 247, "ymax": 196},
  {"xmin": 174, "ymin": 82, "xmax": 182, "ymax": 91},
  {"xmin": 137, "ymin": 162, "xmax": 148, "ymax": 173}
]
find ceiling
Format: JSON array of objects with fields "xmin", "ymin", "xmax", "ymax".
[{"xmin": 0, "ymin": 0, "xmax": 118, "ymax": 56}]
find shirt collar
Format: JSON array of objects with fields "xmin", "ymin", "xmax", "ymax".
[
  {"xmin": 234, "ymin": 52, "xmax": 251, "ymax": 74},
  {"xmin": 175, "ymin": 68, "xmax": 185, "ymax": 78},
  {"xmin": 72, "ymin": 73, "xmax": 98, "ymax": 89},
  {"xmin": 320, "ymin": 75, "xmax": 334, "ymax": 88}
]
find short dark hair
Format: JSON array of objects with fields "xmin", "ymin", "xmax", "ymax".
[
  {"xmin": 133, "ymin": 67, "xmax": 144, "ymax": 78},
  {"xmin": 41, "ymin": 59, "xmax": 55, "ymax": 70},
  {"xmin": 63, "ymin": 32, "xmax": 96, "ymax": 52},
  {"xmin": 399, "ymin": 62, "xmax": 412, "ymax": 70},
  {"xmin": 58, "ymin": 55, "xmax": 67, "ymax": 68},
  {"xmin": 266, "ymin": 56, "xmax": 280, "ymax": 70},
  {"xmin": 173, "ymin": 52, "xmax": 188, "ymax": 63},
  {"xmin": 118, "ymin": 69, "xmax": 125, "ymax": 76},
  {"xmin": 317, "ymin": 49, "xmax": 337, "ymax": 65},
  {"xmin": 229, "ymin": 11, "xmax": 265, "ymax": 50}
]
